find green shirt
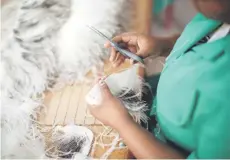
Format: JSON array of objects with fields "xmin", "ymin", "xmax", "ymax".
[{"xmin": 151, "ymin": 13, "xmax": 230, "ymax": 159}]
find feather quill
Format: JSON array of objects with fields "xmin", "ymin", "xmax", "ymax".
[{"xmin": 85, "ymin": 64, "xmax": 149, "ymax": 124}]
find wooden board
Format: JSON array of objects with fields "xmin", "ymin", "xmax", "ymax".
[
  {"xmin": 39, "ymin": 61, "xmax": 144, "ymax": 159},
  {"xmin": 2, "ymin": 0, "xmax": 152, "ymax": 158},
  {"xmin": 38, "ymin": 0, "xmax": 152, "ymax": 157},
  {"xmin": 42, "ymin": 125, "xmax": 132, "ymax": 159},
  {"xmin": 40, "ymin": 60, "xmax": 140, "ymax": 126}
]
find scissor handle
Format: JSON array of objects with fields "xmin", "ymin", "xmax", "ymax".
[{"xmin": 111, "ymin": 42, "xmax": 145, "ymax": 64}]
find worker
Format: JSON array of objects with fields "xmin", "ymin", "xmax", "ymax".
[{"xmin": 88, "ymin": 0, "xmax": 230, "ymax": 159}]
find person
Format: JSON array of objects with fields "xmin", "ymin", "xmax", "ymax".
[{"xmin": 88, "ymin": 0, "xmax": 230, "ymax": 159}]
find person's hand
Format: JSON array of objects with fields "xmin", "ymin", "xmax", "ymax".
[
  {"xmin": 105, "ymin": 32, "xmax": 155, "ymax": 67},
  {"xmin": 88, "ymin": 78, "xmax": 132, "ymax": 129}
]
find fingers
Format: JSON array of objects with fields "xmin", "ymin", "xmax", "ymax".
[
  {"xmin": 128, "ymin": 45, "xmax": 137, "ymax": 53},
  {"xmin": 92, "ymin": 76, "xmax": 106, "ymax": 88},
  {"xmin": 105, "ymin": 32, "xmax": 138, "ymax": 48},
  {"xmin": 112, "ymin": 56, "xmax": 125, "ymax": 67},
  {"xmin": 104, "ymin": 41, "xmax": 111, "ymax": 48},
  {"xmin": 98, "ymin": 79, "xmax": 112, "ymax": 98},
  {"xmin": 112, "ymin": 33, "xmax": 138, "ymax": 46},
  {"xmin": 105, "ymin": 32, "xmax": 140, "ymax": 67},
  {"xmin": 109, "ymin": 47, "xmax": 117, "ymax": 62},
  {"xmin": 109, "ymin": 48, "xmax": 125, "ymax": 67},
  {"xmin": 129, "ymin": 59, "xmax": 134, "ymax": 65}
]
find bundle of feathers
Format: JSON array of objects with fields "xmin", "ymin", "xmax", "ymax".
[
  {"xmin": 48, "ymin": 125, "xmax": 94, "ymax": 159},
  {"xmin": 0, "ymin": 0, "xmax": 142, "ymax": 159},
  {"xmin": 86, "ymin": 64, "xmax": 149, "ymax": 124}
]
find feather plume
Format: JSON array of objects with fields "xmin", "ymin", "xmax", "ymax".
[
  {"xmin": 1, "ymin": 0, "xmax": 69, "ymax": 158},
  {"xmin": 1, "ymin": 96, "xmax": 46, "ymax": 158},
  {"xmin": 49, "ymin": 125, "xmax": 94, "ymax": 159},
  {"xmin": 1, "ymin": 0, "xmax": 134, "ymax": 158},
  {"xmin": 86, "ymin": 64, "xmax": 149, "ymax": 124},
  {"xmin": 57, "ymin": 0, "xmax": 134, "ymax": 83}
]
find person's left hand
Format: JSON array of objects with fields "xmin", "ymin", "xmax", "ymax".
[{"xmin": 88, "ymin": 78, "xmax": 132, "ymax": 129}]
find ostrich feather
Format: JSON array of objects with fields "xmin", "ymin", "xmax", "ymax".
[
  {"xmin": 57, "ymin": 0, "xmax": 134, "ymax": 83},
  {"xmin": 50, "ymin": 125, "xmax": 94, "ymax": 159},
  {"xmin": 1, "ymin": 0, "xmax": 21, "ymax": 43},
  {"xmin": 1, "ymin": 0, "xmax": 70, "ymax": 99},
  {"xmin": 1, "ymin": 0, "xmax": 69, "ymax": 158},
  {"xmin": 1, "ymin": 0, "xmax": 134, "ymax": 158},
  {"xmin": 85, "ymin": 64, "xmax": 149, "ymax": 124},
  {"xmin": 1, "ymin": 97, "xmax": 46, "ymax": 158}
]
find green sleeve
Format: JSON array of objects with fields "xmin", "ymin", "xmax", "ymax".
[{"xmin": 187, "ymin": 86, "xmax": 230, "ymax": 159}]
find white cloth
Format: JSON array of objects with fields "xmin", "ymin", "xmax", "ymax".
[{"xmin": 208, "ymin": 23, "xmax": 230, "ymax": 42}]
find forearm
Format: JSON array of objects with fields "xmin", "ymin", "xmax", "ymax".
[
  {"xmin": 150, "ymin": 34, "xmax": 180, "ymax": 57},
  {"xmin": 116, "ymin": 117, "xmax": 185, "ymax": 159}
]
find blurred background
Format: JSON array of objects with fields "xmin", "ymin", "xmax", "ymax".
[
  {"xmin": 136, "ymin": 0, "xmax": 197, "ymax": 36},
  {"xmin": 1, "ymin": 0, "xmax": 197, "ymax": 36},
  {"xmin": 135, "ymin": 0, "xmax": 197, "ymax": 75},
  {"xmin": 1, "ymin": 0, "xmax": 198, "ymax": 75}
]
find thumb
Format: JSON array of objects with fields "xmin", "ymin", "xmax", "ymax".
[
  {"xmin": 98, "ymin": 79, "xmax": 113, "ymax": 98},
  {"xmin": 104, "ymin": 41, "xmax": 112, "ymax": 48},
  {"xmin": 136, "ymin": 49, "xmax": 145, "ymax": 56}
]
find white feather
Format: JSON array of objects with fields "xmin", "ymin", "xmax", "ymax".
[
  {"xmin": 1, "ymin": 97, "xmax": 46, "ymax": 158},
  {"xmin": 50, "ymin": 125, "xmax": 94, "ymax": 158},
  {"xmin": 1, "ymin": 0, "xmax": 21, "ymax": 43},
  {"xmin": 57, "ymin": 0, "xmax": 134, "ymax": 83},
  {"xmin": 1, "ymin": 0, "xmax": 134, "ymax": 158},
  {"xmin": 85, "ymin": 65, "xmax": 141, "ymax": 104},
  {"xmin": 1, "ymin": 0, "xmax": 68, "ymax": 158},
  {"xmin": 85, "ymin": 65, "xmax": 149, "ymax": 123}
]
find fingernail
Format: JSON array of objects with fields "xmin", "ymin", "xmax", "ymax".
[{"xmin": 99, "ymin": 80, "xmax": 105, "ymax": 86}]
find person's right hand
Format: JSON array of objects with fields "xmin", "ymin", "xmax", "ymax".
[{"xmin": 104, "ymin": 32, "xmax": 155, "ymax": 67}]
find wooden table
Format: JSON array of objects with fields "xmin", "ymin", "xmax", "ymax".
[
  {"xmin": 39, "ymin": 1, "xmax": 152, "ymax": 158},
  {"xmin": 39, "ymin": 60, "xmax": 143, "ymax": 159}
]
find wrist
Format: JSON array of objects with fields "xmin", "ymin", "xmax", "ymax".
[
  {"xmin": 151, "ymin": 38, "xmax": 170, "ymax": 57},
  {"xmin": 147, "ymin": 36, "xmax": 157, "ymax": 57},
  {"xmin": 150, "ymin": 35, "xmax": 178, "ymax": 57},
  {"xmin": 113, "ymin": 115, "xmax": 134, "ymax": 131}
]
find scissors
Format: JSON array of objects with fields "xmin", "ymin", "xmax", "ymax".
[{"xmin": 87, "ymin": 26, "xmax": 145, "ymax": 65}]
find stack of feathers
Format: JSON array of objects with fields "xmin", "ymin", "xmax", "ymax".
[{"xmin": 1, "ymin": 0, "xmax": 148, "ymax": 159}]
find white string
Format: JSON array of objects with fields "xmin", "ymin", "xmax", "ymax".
[{"xmin": 100, "ymin": 133, "xmax": 120, "ymax": 159}]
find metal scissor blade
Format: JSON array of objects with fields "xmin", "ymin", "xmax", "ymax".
[
  {"xmin": 87, "ymin": 25, "xmax": 113, "ymax": 43},
  {"xmin": 87, "ymin": 25, "xmax": 145, "ymax": 65}
]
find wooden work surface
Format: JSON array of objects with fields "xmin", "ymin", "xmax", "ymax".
[
  {"xmin": 38, "ymin": 0, "xmax": 150, "ymax": 158},
  {"xmin": 39, "ymin": 60, "xmax": 143, "ymax": 159},
  {"xmin": 1, "ymin": 0, "xmax": 151, "ymax": 158},
  {"xmin": 40, "ymin": 61, "xmax": 143, "ymax": 126}
]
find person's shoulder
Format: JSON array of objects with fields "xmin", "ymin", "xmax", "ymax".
[
  {"xmin": 186, "ymin": 13, "xmax": 208, "ymax": 26},
  {"xmin": 191, "ymin": 13, "xmax": 207, "ymax": 21},
  {"xmin": 185, "ymin": 13, "xmax": 220, "ymax": 28}
]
